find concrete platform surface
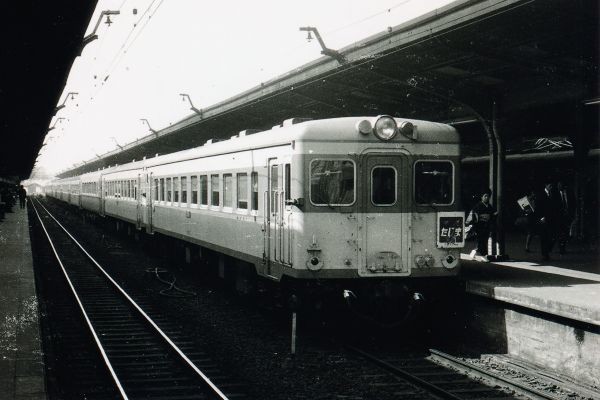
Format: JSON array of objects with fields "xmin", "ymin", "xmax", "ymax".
[
  {"xmin": 0, "ymin": 205, "xmax": 46, "ymax": 400},
  {"xmin": 460, "ymin": 258, "xmax": 600, "ymax": 326}
]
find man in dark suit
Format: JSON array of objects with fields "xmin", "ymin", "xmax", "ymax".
[{"xmin": 537, "ymin": 181, "xmax": 561, "ymax": 261}]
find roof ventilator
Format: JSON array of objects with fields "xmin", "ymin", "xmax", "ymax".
[{"xmin": 282, "ymin": 117, "xmax": 312, "ymax": 127}]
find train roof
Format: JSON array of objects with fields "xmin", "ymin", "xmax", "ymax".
[{"xmin": 55, "ymin": 116, "xmax": 458, "ymax": 182}]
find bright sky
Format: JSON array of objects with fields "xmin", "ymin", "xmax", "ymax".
[{"xmin": 34, "ymin": 0, "xmax": 454, "ymax": 178}]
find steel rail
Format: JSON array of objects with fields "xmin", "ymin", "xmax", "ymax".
[
  {"xmin": 31, "ymin": 200, "xmax": 130, "ymax": 399},
  {"xmin": 33, "ymin": 198, "xmax": 230, "ymax": 400},
  {"xmin": 428, "ymin": 349, "xmax": 563, "ymax": 400},
  {"xmin": 346, "ymin": 345, "xmax": 463, "ymax": 400}
]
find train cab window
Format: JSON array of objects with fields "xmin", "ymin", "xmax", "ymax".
[
  {"xmin": 251, "ymin": 172, "xmax": 258, "ymax": 211},
  {"xmin": 414, "ymin": 160, "xmax": 454, "ymax": 205},
  {"xmin": 223, "ymin": 174, "xmax": 233, "ymax": 208},
  {"xmin": 237, "ymin": 173, "xmax": 248, "ymax": 209},
  {"xmin": 191, "ymin": 176, "xmax": 198, "ymax": 204},
  {"xmin": 200, "ymin": 175, "xmax": 208, "ymax": 205},
  {"xmin": 173, "ymin": 177, "xmax": 180, "ymax": 203},
  {"xmin": 211, "ymin": 174, "xmax": 220, "ymax": 206},
  {"xmin": 160, "ymin": 178, "xmax": 165, "ymax": 201},
  {"xmin": 310, "ymin": 159, "xmax": 355, "ymax": 206},
  {"xmin": 166, "ymin": 178, "xmax": 172, "ymax": 202},
  {"xmin": 181, "ymin": 176, "xmax": 188, "ymax": 204},
  {"xmin": 372, "ymin": 166, "xmax": 396, "ymax": 206}
]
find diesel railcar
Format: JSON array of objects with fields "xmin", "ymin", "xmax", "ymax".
[{"xmin": 48, "ymin": 116, "xmax": 465, "ymax": 314}]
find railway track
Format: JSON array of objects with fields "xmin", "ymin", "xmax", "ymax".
[
  {"xmin": 347, "ymin": 345, "xmax": 564, "ymax": 400},
  {"xmin": 31, "ymin": 199, "xmax": 245, "ymax": 399}
]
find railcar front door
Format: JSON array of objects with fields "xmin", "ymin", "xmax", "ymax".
[{"xmin": 360, "ymin": 152, "xmax": 411, "ymax": 276}]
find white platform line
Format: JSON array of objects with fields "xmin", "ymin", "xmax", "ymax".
[{"xmin": 460, "ymin": 253, "xmax": 600, "ymax": 283}]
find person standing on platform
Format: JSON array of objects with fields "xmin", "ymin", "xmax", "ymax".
[
  {"xmin": 556, "ymin": 181, "xmax": 572, "ymax": 254},
  {"xmin": 469, "ymin": 188, "xmax": 496, "ymax": 258},
  {"xmin": 537, "ymin": 181, "xmax": 561, "ymax": 261},
  {"xmin": 523, "ymin": 190, "xmax": 538, "ymax": 252},
  {"xmin": 18, "ymin": 185, "xmax": 27, "ymax": 209}
]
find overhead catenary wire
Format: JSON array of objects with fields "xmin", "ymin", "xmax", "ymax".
[{"xmin": 52, "ymin": 1, "xmax": 529, "ymax": 175}]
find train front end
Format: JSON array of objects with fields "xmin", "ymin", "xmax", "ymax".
[{"xmin": 288, "ymin": 116, "xmax": 464, "ymax": 317}]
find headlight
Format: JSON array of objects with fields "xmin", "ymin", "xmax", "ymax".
[
  {"xmin": 424, "ymin": 254, "xmax": 435, "ymax": 267},
  {"xmin": 415, "ymin": 255, "xmax": 426, "ymax": 268},
  {"xmin": 373, "ymin": 115, "xmax": 397, "ymax": 141},
  {"xmin": 356, "ymin": 119, "xmax": 372, "ymax": 135}
]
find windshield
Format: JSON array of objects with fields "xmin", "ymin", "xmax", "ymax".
[
  {"xmin": 414, "ymin": 160, "xmax": 453, "ymax": 205},
  {"xmin": 310, "ymin": 159, "xmax": 355, "ymax": 206}
]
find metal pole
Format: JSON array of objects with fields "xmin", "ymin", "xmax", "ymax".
[
  {"xmin": 492, "ymin": 100, "xmax": 506, "ymax": 259},
  {"xmin": 291, "ymin": 312, "xmax": 297, "ymax": 355}
]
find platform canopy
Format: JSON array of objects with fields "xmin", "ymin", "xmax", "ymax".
[{"xmin": 57, "ymin": 0, "xmax": 597, "ymax": 178}]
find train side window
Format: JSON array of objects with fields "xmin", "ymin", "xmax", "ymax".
[
  {"xmin": 414, "ymin": 160, "xmax": 454, "ymax": 205},
  {"xmin": 191, "ymin": 176, "xmax": 198, "ymax": 205},
  {"xmin": 211, "ymin": 174, "xmax": 220, "ymax": 206},
  {"xmin": 154, "ymin": 179, "xmax": 159, "ymax": 201},
  {"xmin": 166, "ymin": 178, "xmax": 172, "ymax": 202},
  {"xmin": 173, "ymin": 177, "xmax": 180, "ymax": 203},
  {"xmin": 285, "ymin": 164, "xmax": 291, "ymax": 201},
  {"xmin": 371, "ymin": 166, "xmax": 396, "ymax": 206},
  {"xmin": 237, "ymin": 173, "xmax": 248, "ymax": 210},
  {"xmin": 271, "ymin": 165, "xmax": 279, "ymax": 213},
  {"xmin": 200, "ymin": 175, "xmax": 208, "ymax": 205},
  {"xmin": 159, "ymin": 178, "xmax": 164, "ymax": 201},
  {"xmin": 181, "ymin": 176, "xmax": 188, "ymax": 204},
  {"xmin": 310, "ymin": 159, "xmax": 355, "ymax": 206},
  {"xmin": 251, "ymin": 172, "xmax": 258, "ymax": 211},
  {"xmin": 223, "ymin": 174, "xmax": 233, "ymax": 208}
]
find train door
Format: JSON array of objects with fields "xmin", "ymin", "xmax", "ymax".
[
  {"xmin": 360, "ymin": 152, "xmax": 411, "ymax": 276},
  {"xmin": 136, "ymin": 173, "xmax": 143, "ymax": 230},
  {"xmin": 264, "ymin": 158, "xmax": 291, "ymax": 276},
  {"xmin": 97, "ymin": 177, "xmax": 103, "ymax": 214},
  {"xmin": 145, "ymin": 172, "xmax": 153, "ymax": 234},
  {"xmin": 137, "ymin": 172, "xmax": 152, "ymax": 232},
  {"xmin": 100, "ymin": 178, "xmax": 106, "ymax": 216},
  {"xmin": 78, "ymin": 182, "xmax": 82, "ymax": 208}
]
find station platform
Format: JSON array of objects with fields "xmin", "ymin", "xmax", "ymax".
[
  {"xmin": 460, "ymin": 232, "xmax": 600, "ymax": 387},
  {"xmin": 0, "ymin": 205, "xmax": 46, "ymax": 399},
  {"xmin": 460, "ymin": 232, "xmax": 600, "ymax": 326}
]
